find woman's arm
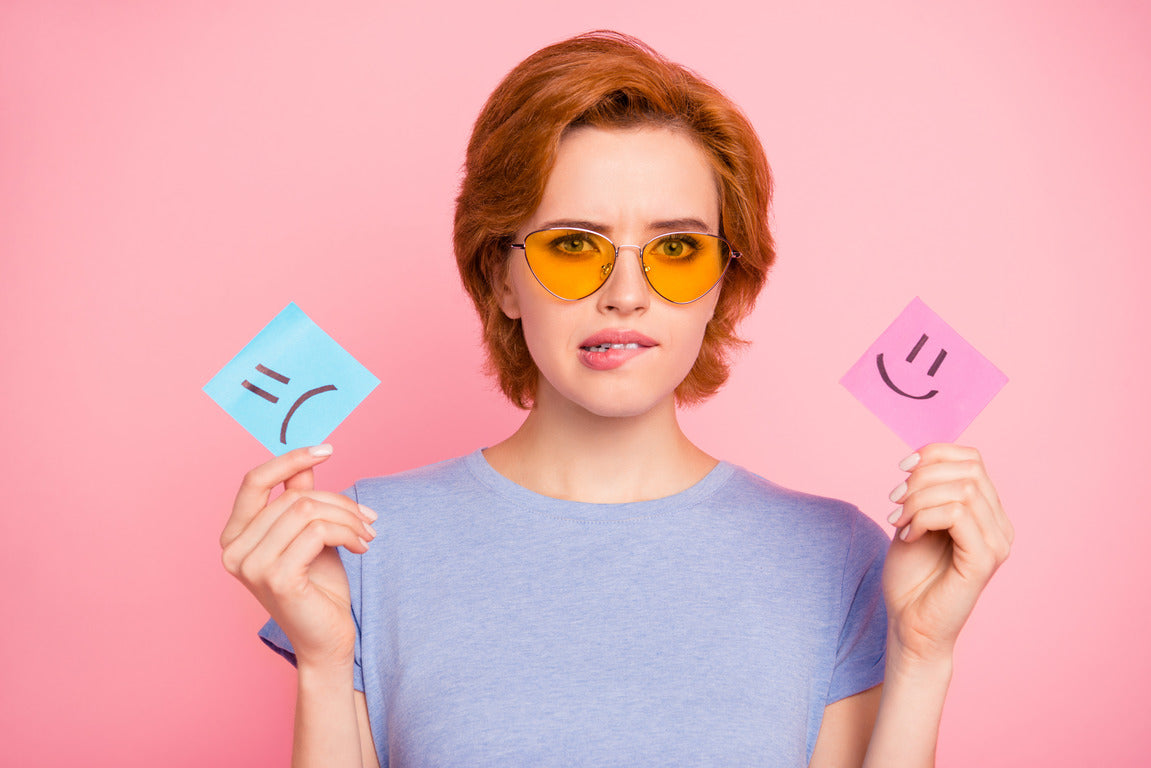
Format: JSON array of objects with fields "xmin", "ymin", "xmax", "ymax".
[
  {"xmin": 811, "ymin": 443, "xmax": 1012, "ymax": 767},
  {"xmin": 809, "ymin": 685, "xmax": 882, "ymax": 768},
  {"xmin": 862, "ymin": 652, "xmax": 953, "ymax": 766},
  {"xmin": 291, "ymin": 670, "xmax": 379, "ymax": 768},
  {"xmin": 220, "ymin": 445, "xmax": 380, "ymax": 768}
]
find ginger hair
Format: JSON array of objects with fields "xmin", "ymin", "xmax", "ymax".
[{"xmin": 454, "ymin": 31, "xmax": 774, "ymax": 408}]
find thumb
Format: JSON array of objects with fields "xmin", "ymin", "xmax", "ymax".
[{"xmin": 284, "ymin": 465, "xmax": 316, "ymax": 493}]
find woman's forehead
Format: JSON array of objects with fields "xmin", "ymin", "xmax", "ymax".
[{"xmin": 529, "ymin": 125, "xmax": 721, "ymax": 235}]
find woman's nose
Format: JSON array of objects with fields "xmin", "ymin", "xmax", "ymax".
[{"xmin": 596, "ymin": 244, "xmax": 650, "ymax": 314}]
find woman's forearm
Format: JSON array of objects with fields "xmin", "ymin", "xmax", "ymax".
[
  {"xmin": 292, "ymin": 661, "xmax": 365, "ymax": 768},
  {"xmin": 863, "ymin": 640, "xmax": 954, "ymax": 768}
]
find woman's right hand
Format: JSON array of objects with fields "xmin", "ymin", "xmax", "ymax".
[{"xmin": 220, "ymin": 444, "xmax": 377, "ymax": 670}]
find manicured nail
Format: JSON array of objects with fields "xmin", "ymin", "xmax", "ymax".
[
  {"xmin": 889, "ymin": 481, "xmax": 907, "ymax": 503},
  {"xmin": 357, "ymin": 537, "xmax": 370, "ymax": 550},
  {"xmin": 899, "ymin": 526, "xmax": 911, "ymax": 541},
  {"xmin": 309, "ymin": 444, "xmax": 333, "ymax": 457},
  {"xmin": 358, "ymin": 504, "xmax": 378, "ymax": 522},
  {"xmin": 887, "ymin": 508, "xmax": 902, "ymax": 525},
  {"xmin": 899, "ymin": 452, "xmax": 920, "ymax": 471},
  {"xmin": 362, "ymin": 521, "xmax": 377, "ymax": 539}
]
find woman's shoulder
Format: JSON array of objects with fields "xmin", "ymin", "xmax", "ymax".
[
  {"xmin": 346, "ymin": 451, "xmax": 482, "ymax": 507},
  {"xmin": 719, "ymin": 462, "xmax": 889, "ymax": 551}
]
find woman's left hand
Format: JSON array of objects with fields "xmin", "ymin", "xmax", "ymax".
[{"xmin": 882, "ymin": 443, "xmax": 1013, "ymax": 665}]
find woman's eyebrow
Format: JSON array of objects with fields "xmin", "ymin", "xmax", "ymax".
[
  {"xmin": 650, "ymin": 218, "xmax": 712, "ymax": 233},
  {"xmin": 535, "ymin": 217, "xmax": 716, "ymax": 235},
  {"xmin": 537, "ymin": 219, "xmax": 605, "ymax": 232}
]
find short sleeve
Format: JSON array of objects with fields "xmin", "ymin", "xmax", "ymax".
[
  {"xmin": 255, "ymin": 484, "xmax": 366, "ymax": 692},
  {"xmin": 826, "ymin": 513, "xmax": 890, "ymax": 703}
]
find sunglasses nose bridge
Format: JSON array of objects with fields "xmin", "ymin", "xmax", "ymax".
[{"xmin": 611, "ymin": 242, "xmax": 646, "ymax": 270}]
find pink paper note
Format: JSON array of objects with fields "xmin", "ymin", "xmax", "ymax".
[{"xmin": 840, "ymin": 297, "xmax": 1007, "ymax": 448}]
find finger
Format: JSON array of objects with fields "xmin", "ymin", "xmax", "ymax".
[
  {"xmin": 262, "ymin": 519, "xmax": 369, "ymax": 601},
  {"xmin": 896, "ymin": 470, "xmax": 1012, "ymax": 567},
  {"xmin": 902, "ymin": 442, "xmax": 982, "ymax": 470},
  {"xmin": 247, "ymin": 515, "xmax": 368, "ymax": 612},
  {"xmin": 896, "ymin": 500, "xmax": 1011, "ymax": 579},
  {"xmin": 892, "ymin": 443, "xmax": 1006, "ymax": 532},
  {"xmin": 890, "ymin": 476, "xmax": 995, "ymax": 535},
  {"xmin": 890, "ymin": 459, "xmax": 999, "ymax": 513},
  {"xmin": 918, "ymin": 443, "xmax": 1012, "ymax": 545},
  {"xmin": 235, "ymin": 505, "xmax": 372, "ymax": 592},
  {"xmin": 221, "ymin": 444, "xmax": 334, "ymax": 548},
  {"xmin": 221, "ymin": 488, "xmax": 375, "ymax": 575},
  {"xmin": 284, "ymin": 466, "xmax": 315, "ymax": 493},
  {"xmin": 259, "ymin": 493, "xmax": 376, "ymax": 565}
]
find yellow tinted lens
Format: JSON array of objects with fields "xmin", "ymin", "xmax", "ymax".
[
  {"xmin": 523, "ymin": 229, "xmax": 615, "ymax": 300},
  {"xmin": 643, "ymin": 233, "xmax": 730, "ymax": 303}
]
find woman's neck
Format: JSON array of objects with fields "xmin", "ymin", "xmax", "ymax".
[{"xmin": 482, "ymin": 385, "xmax": 717, "ymax": 504}]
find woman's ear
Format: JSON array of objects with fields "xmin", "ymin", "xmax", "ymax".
[{"xmin": 494, "ymin": 259, "xmax": 523, "ymax": 320}]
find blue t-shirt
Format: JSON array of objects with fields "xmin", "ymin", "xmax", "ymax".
[{"xmin": 260, "ymin": 450, "xmax": 889, "ymax": 766}]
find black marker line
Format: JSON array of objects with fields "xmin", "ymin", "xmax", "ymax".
[
  {"xmin": 927, "ymin": 349, "xmax": 947, "ymax": 377},
  {"xmin": 875, "ymin": 354, "xmax": 938, "ymax": 400},
  {"xmin": 256, "ymin": 363, "xmax": 290, "ymax": 384},
  {"xmin": 279, "ymin": 384, "xmax": 338, "ymax": 444},
  {"xmin": 241, "ymin": 380, "xmax": 279, "ymax": 404},
  {"xmin": 906, "ymin": 334, "xmax": 929, "ymax": 363}
]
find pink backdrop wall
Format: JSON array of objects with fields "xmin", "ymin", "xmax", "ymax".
[{"xmin": 2, "ymin": 1, "xmax": 1148, "ymax": 765}]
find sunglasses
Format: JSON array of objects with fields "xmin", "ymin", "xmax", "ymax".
[{"xmin": 510, "ymin": 228, "xmax": 740, "ymax": 304}]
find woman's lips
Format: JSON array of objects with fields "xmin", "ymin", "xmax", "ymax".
[{"xmin": 578, "ymin": 330, "xmax": 656, "ymax": 370}]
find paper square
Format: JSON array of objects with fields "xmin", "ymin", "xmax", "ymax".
[
  {"xmin": 203, "ymin": 303, "xmax": 379, "ymax": 455},
  {"xmin": 840, "ymin": 297, "xmax": 1007, "ymax": 447}
]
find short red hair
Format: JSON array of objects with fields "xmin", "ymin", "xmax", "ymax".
[{"xmin": 454, "ymin": 31, "xmax": 775, "ymax": 408}]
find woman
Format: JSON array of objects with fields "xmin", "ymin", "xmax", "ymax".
[{"xmin": 221, "ymin": 31, "xmax": 1012, "ymax": 766}]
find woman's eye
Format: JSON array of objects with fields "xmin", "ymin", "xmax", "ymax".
[
  {"xmin": 653, "ymin": 236, "xmax": 698, "ymax": 259},
  {"xmin": 559, "ymin": 237, "xmax": 587, "ymax": 251}
]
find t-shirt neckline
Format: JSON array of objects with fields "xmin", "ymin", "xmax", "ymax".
[{"xmin": 464, "ymin": 448, "xmax": 736, "ymax": 522}]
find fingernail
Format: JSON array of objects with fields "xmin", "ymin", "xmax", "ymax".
[
  {"xmin": 309, "ymin": 444, "xmax": 333, "ymax": 457},
  {"xmin": 887, "ymin": 508, "xmax": 902, "ymax": 525},
  {"xmin": 899, "ymin": 526, "xmax": 911, "ymax": 541},
  {"xmin": 888, "ymin": 481, "xmax": 907, "ymax": 503},
  {"xmin": 362, "ymin": 521, "xmax": 377, "ymax": 539},
  {"xmin": 899, "ymin": 452, "xmax": 920, "ymax": 471},
  {"xmin": 358, "ymin": 504, "xmax": 378, "ymax": 522},
  {"xmin": 357, "ymin": 537, "xmax": 370, "ymax": 550}
]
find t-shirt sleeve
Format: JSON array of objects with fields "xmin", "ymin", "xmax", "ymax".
[
  {"xmin": 255, "ymin": 484, "xmax": 366, "ymax": 693},
  {"xmin": 826, "ymin": 512, "xmax": 890, "ymax": 703}
]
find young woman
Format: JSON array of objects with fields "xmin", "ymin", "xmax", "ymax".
[{"xmin": 221, "ymin": 31, "xmax": 1012, "ymax": 767}]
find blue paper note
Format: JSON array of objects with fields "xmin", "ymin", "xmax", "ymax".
[{"xmin": 203, "ymin": 303, "xmax": 379, "ymax": 455}]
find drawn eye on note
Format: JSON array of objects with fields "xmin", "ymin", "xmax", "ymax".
[
  {"xmin": 204, "ymin": 303, "xmax": 378, "ymax": 455},
  {"xmin": 840, "ymin": 298, "xmax": 1007, "ymax": 448}
]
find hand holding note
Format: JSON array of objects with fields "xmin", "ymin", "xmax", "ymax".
[
  {"xmin": 841, "ymin": 301, "xmax": 1013, "ymax": 671},
  {"xmin": 881, "ymin": 443, "xmax": 1013, "ymax": 665},
  {"xmin": 219, "ymin": 445, "xmax": 378, "ymax": 670}
]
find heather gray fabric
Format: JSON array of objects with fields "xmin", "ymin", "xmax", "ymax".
[{"xmin": 260, "ymin": 450, "xmax": 888, "ymax": 766}]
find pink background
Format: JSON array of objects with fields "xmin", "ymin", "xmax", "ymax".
[{"xmin": 2, "ymin": 1, "xmax": 1148, "ymax": 765}]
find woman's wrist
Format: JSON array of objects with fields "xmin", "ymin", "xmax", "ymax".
[
  {"xmin": 295, "ymin": 656, "xmax": 357, "ymax": 688},
  {"xmin": 885, "ymin": 648, "xmax": 954, "ymax": 690},
  {"xmin": 886, "ymin": 619, "xmax": 957, "ymax": 673}
]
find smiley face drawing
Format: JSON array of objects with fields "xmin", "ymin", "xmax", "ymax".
[
  {"xmin": 876, "ymin": 333, "xmax": 947, "ymax": 400},
  {"xmin": 240, "ymin": 363, "xmax": 339, "ymax": 445},
  {"xmin": 204, "ymin": 302, "xmax": 380, "ymax": 455},
  {"xmin": 840, "ymin": 297, "xmax": 1008, "ymax": 448}
]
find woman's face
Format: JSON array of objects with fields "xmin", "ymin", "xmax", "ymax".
[{"xmin": 498, "ymin": 125, "xmax": 723, "ymax": 418}]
